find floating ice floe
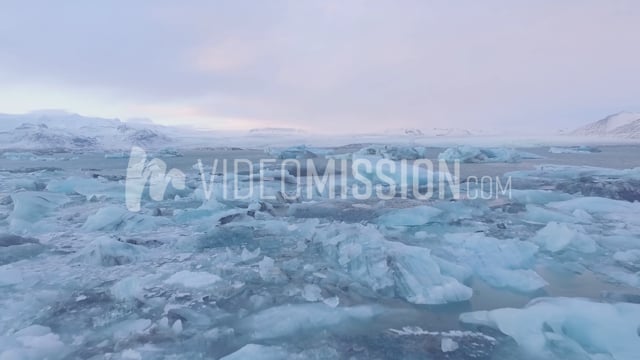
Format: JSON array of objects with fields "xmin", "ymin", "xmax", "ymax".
[
  {"xmin": 352, "ymin": 145, "xmax": 429, "ymax": 161},
  {"xmin": 549, "ymin": 146, "xmax": 601, "ymax": 154},
  {"xmin": 460, "ymin": 297, "xmax": 640, "ymax": 360},
  {"xmin": 438, "ymin": 145, "xmax": 541, "ymax": 163}
]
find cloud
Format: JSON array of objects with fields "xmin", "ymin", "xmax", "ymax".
[{"xmin": 0, "ymin": 0, "xmax": 639, "ymax": 132}]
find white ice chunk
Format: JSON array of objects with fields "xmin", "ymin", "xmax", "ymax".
[
  {"xmin": 531, "ymin": 222, "xmax": 596, "ymax": 253},
  {"xmin": 164, "ymin": 270, "xmax": 221, "ymax": 288},
  {"xmin": 171, "ymin": 319, "xmax": 183, "ymax": 334},
  {"xmin": 9, "ymin": 191, "xmax": 69, "ymax": 233},
  {"xmin": 443, "ymin": 232, "xmax": 547, "ymax": 292},
  {"xmin": 322, "ymin": 224, "xmax": 472, "ymax": 304},
  {"xmin": 111, "ymin": 275, "xmax": 149, "ymax": 302},
  {"xmin": 258, "ymin": 256, "xmax": 285, "ymax": 282},
  {"xmin": 322, "ymin": 296, "xmax": 340, "ymax": 308},
  {"xmin": 441, "ymin": 338, "xmax": 459, "ymax": 353}
]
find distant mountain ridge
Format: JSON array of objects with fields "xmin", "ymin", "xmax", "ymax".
[
  {"xmin": 572, "ymin": 112, "xmax": 640, "ymax": 138},
  {"xmin": 0, "ymin": 111, "xmax": 174, "ymax": 150}
]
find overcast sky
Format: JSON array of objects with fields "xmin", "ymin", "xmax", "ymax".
[{"xmin": 0, "ymin": 1, "xmax": 639, "ymax": 133}]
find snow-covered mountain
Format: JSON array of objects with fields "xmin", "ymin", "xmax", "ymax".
[
  {"xmin": 0, "ymin": 111, "xmax": 175, "ymax": 150},
  {"xmin": 572, "ymin": 112, "xmax": 640, "ymax": 138}
]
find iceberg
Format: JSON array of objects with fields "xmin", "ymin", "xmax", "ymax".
[
  {"xmin": 460, "ymin": 297, "xmax": 640, "ymax": 360},
  {"xmin": 320, "ymin": 224, "xmax": 472, "ymax": 304},
  {"xmin": 9, "ymin": 191, "xmax": 69, "ymax": 233},
  {"xmin": 443, "ymin": 232, "xmax": 547, "ymax": 292}
]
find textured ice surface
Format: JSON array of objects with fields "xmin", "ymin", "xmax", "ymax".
[
  {"xmin": 1, "ymin": 149, "xmax": 640, "ymax": 359},
  {"xmin": 460, "ymin": 297, "xmax": 640, "ymax": 360}
]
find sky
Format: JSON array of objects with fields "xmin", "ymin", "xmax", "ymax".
[{"xmin": 0, "ymin": 0, "xmax": 639, "ymax": 134}]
